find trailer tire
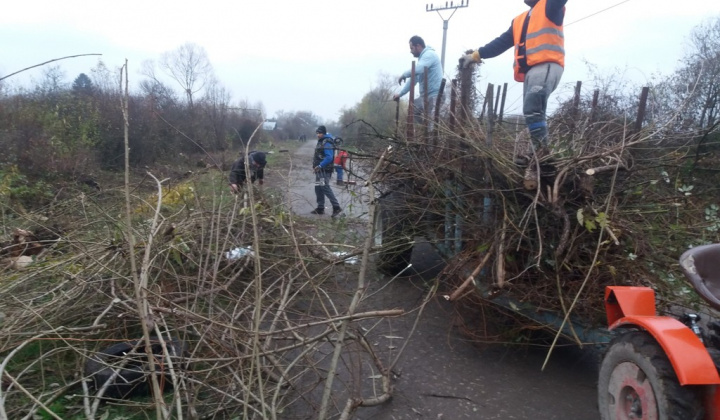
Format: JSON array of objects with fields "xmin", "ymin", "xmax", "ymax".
[
  {"xmin": 373, "ymin": 195, "xmax": 414, "ymax": 276},
  {"xmin": 598, "ymin": 331, "xmax": 704, "ymax": 420},
  {"xmin": 84, "ymin": 336, "xmax": 187, "ymax": 399}
]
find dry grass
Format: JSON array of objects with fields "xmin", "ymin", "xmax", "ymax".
[{"xmin": 0, "ymin": 146, "xmax": 424, "ymax": 419}]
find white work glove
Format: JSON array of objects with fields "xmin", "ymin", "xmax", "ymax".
[{"xmin": 459, "ymin": 50, "xmax": 481, "ymax": 69}]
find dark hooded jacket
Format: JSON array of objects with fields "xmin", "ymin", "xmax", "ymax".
[
  {"xmin": 313, "ymin": 135, "xmax": 335, "ymax": 172},
  {"xmin": 229, "ymin": 151, "xmax": 266, "ymax": 184}
]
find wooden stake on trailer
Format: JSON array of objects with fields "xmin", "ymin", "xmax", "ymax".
[
  {"xmin": 486, "ymin": 83, "xmax": 495, "ymax": 146},
  {"xmin": 406, "ymin": 61, "xmax": 416, "ymax": 142},
  {"xmin": 433, "ymin": 78, "xmax": 447, "ymax": 147},
  {"xmin": 634, "ymin": 86, "xmax": 649, "ymax": 135},
  {"xmin": 590, "ymin": 89, "xmax": 600, "ymax": 124},
  {"xmin": 571, "ymin": 81, "xmax": 582, "ymax": 136},
  {"xmin": 498, "ymin": 82, "xmax": 508, "ymax": 125},
  {"xmin": 479, "ymin": 94, "xmax": 487, "ymax": 125},
  {"xmin": 449, "ymin": 79, "xmax": 458, "ymax": 132},
  {"xmin": 423, "ymin": 71, "xmax": 429, "ymax": 142},
  {"xmin": 493, "ymin": 85, "xmax": 501, "ymax": 120},
  {"xmin": 394, "ymin": 99, "xmax": 400, "ymax": 138}
]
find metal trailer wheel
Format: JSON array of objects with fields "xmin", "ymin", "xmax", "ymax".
[
  {"xmin": 598, "ymin": 331, "xmax": 704, "ymax": 420},
  {"xmin": 373, "ymin": 195, "xmax": 414, "ymax": 276},
  {"xmin": 84, "ymin": 336, "xmax": 187, "ymax": 399}
]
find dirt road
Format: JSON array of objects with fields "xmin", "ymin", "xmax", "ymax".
[
  {"xmin": 276, "ymin": 140, "xmax": 600, "ymax": 419},
  {"xmin": 274, "ymin": 140, "xmax": 369, "ymax": 218}
]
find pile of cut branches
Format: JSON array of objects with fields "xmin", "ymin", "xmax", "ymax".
[{"xmin": 366, "ymin": 70, "xmax": 720, "ymax": 344}]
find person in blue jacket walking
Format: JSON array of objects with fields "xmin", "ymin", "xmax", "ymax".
[
  {"xmin": 311, "ymin": 126, "xmax": 343, "ymax": 217},
  {"xmin": 393, "ymin": 35, "xmax": 443, "ymax": 124}
]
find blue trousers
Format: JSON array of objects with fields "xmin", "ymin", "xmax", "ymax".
[{"xmin": 335, "ymin": 165, "xmax": 344, "ymax": 182}]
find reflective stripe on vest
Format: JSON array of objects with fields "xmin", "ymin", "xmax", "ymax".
[{"xmin": 512, "ymin": 0, "xmax": 565, "ymax": 82}]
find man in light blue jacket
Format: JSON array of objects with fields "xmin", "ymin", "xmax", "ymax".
[{"xmin": 393, "ymin": 35, "xmax": 443, "ymax": 124}]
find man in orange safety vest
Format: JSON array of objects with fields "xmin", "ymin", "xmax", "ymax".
[{"xmin": 459, "ymin": 0, "xmax": 567, "ymax": 164}]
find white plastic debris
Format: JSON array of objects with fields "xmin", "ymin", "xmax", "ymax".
[
  {"xmin": 332, "ymin": 251, "xmax": 359, "ymax": 265},
  {"xmin": 225, "ymin": 247, "xmax": 254, "ymax": 261},
  {"xmin": 6, "ymin": 255, "xmax": 33, "ymax": 270}
]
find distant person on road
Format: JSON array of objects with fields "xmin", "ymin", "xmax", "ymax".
[
  {"xmin": 459, "ymin": 0, "xmax": 566, "ymax": 163},
  {"xmin": 393, "ymin": 35, "xmax": 443, "ymax": 124},
  {"xmin": 334, "ymin": 149, "xmax": 349, "ymax": 186},
  {"xmin": 311, "ymin": 126, "xmax": 343, "ymax": 217},
  {"xmin": 228, "ymin": 151, "xmax": 267, "ymax": 194}
]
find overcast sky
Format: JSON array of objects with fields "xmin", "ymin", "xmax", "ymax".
[{"xmin": 1, "ymin": 0, "xmax": 718, "ymax": 123}]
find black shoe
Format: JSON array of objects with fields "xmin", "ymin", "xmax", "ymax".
[
  {"xmin": 310, "ymin": 208, "xmax": 325, "ymax": 215},
  {"xmin": 337, "ymin": 180, "xmax": 345, "ymax": 186},
  {"xmin": 331, "ymin": 207, "xmax": 343, "ymax": 218}
]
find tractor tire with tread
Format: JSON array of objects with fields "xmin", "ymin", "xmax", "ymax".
[{"xmin": 598, "ymin": 330, "xmax": 704, "ymax": 420}]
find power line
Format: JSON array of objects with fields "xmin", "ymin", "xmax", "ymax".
[
  {"xmin": 426, "ymin": 0, "xmax": 470, "ymax": 72},
  {"xmin": 566, "ymin": 0, "xmax": 632, "ymax": 27}
]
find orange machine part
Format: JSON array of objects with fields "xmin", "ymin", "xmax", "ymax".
[
  {"xmin": 606, "ymin": 286, "xmax": 720, "ymax": 386},
  {"xmin": 605, "ymin": 286, "xmax": 656, "ymax": 325},
  {"xmin": 611, "ymin": 316, "xmax": 720, "ymax": 385}
]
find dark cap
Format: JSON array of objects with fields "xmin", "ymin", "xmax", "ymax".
[
  {"xmin": 316, "ymin": 125, "xmax": 327, "ymax": 134},
  {"xmin": 251, "ymin": 151, "xmax": 267, "ymax": 166}
]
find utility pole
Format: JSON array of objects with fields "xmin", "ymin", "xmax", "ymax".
[{"xmin": 426, "ymin": 1, "xmax": 470, "ymax": 72}]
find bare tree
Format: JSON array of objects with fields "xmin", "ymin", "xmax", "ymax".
[
  {"xmin": 159, "ymin": 43, "xmax": 214, "ymax": 108},
  {"xmin": 339, "ymin": 73, "xmax": 399, "ymax": 143},
  {"xmin": 200, "ymin": 75, "xmax": 234, "ymax": 149},
  {"xmin": 651, "ymin": 16, "xmax": 720, "ymax": 133}
]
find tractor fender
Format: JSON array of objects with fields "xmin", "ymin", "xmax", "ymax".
[
  {"xmin": 604, "ymin": 286, "xmax": 656, "ymax": 325},
  {"xmin": 610, "ymin": 316, "xmax": 720, "ymax": 386}
]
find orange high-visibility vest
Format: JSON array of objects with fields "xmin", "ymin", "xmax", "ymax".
[{"xmin": 512, "ymin": 0, "xmax": 565, "ymax": 82}]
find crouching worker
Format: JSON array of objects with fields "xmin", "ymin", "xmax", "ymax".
[
  {"xmin": 312, "ymin": 126, "xmax": 343, "ymax": 218},
  {"xmin": 229, "ymin": 151, "xmax": 267, "ymax": 194}
]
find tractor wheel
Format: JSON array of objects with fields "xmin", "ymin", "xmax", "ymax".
[
  {"xmin": 598, "ymin": 331, "xmax": 704, "ymax": 420},
  {"xmin": 373, "ymin": 195, "xmax": 414, "ymax": 276}
]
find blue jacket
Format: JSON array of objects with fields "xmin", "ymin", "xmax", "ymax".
[
  {"xmin": 313, "ymin": 134, "xmax": 335, "ymax": 170},
  {"xmin": 398, "ymin": 46, "xmax": 443, "ymax": 99}
]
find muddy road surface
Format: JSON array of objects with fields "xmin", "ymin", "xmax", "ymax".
[{"xmin": 271, "ymin": 140, "xmax": 600, "ymax": 419}]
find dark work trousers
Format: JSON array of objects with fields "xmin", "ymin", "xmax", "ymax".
[
  {"xmin": 523, "ymin": 62, "xmax": 563, "ymax": 151},
  {"xmin": 315, "ymin": 170, "xmax": 339, "ymax": 210}
]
